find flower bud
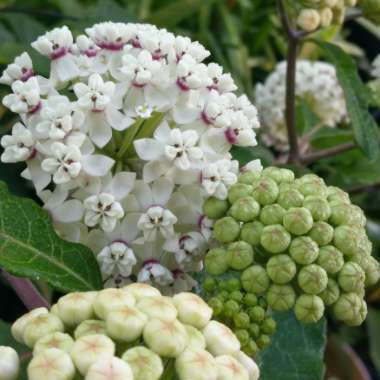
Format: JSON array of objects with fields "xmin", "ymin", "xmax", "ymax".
[
  {"xmin": 203, "ymin": 197, "xmax": 230, "ymax": 220},
  {"xmin": 143, "ymin": 318, "xmax": 187, "ymax": 357},
  {"xmin": 227, "ymin": 241, "xmax": 254, "ymax": 270},
  {"xmin": 364, "ymin": 256, "xmax": 380, "ymax": 287},
  {"xmin": 23, "ymin": 313, "xmax": 64, "ymax": 348},
  {"xmin": 122, "ymin": 347, "xmax": 163, "ymax": 380},
  {"xmin": 319, "ymin": 7, "xmax": 333, "ymax": 27},
  {"xmin": 175, "ymin": 348, "xmax": 217, "ymax": 380},
  {"xmin": 28, "ymin": 348, "xmax": 75, "ymax": 380},
  {"xmin": 261, "ymin": 317, "xmax": 277, "ymax": 335},
  {"xmin": 228, "ymin": 184, "xmax": 254, "ymax": 204},
  {"xmin": 267, "ymin": 284, "xmax": 296, "ymax": 311},
  {"xmin": 123, "ymin": 283, "xmax": 161, "ymax": 300},
  {"xmin": 203, "ymin": 320, "xmax": 240, "ymax": 356},
  {"xmin": 344, "ymin": 299, "xmax": 367, "ymax": 327},
  {"xmin": 338, "ymin": 262, "xmax": 365, "ymax": 293},
  {"xmin": 289, "ymin": 236, "xmax": 319, "ymax": 265},
  {"xmin": 70, "ymin": 334, "xmax": 115, "ymax": 375},
  {"xmin": 106, "ymin": 305, "xmax": 148, "ymax": 342},
  {"xmin": 251, "ymin": 177, "xmax": 279, "ymax": 205},
  {"xmin": 241, "ymin": 265, "xmax": 270, "ymax": 294},
  {"xmin": 330, "ymin": 204, "xmax": 365, "ymax": 227},
  {"xmin": 86, "ymin": 357, "xmax": 133, "ymax": 380},
  {"xmin": 34, "ymin": 332, "xmax": 74, "ymax": 355},
  {"xmin": 173, "ymin": 292, "xmax": 212, "ymax": 329},
  {"xmin": 241, "ymin": 221, "xmax": 264, "ymax": 246},
  {"xmin": 248, "ymin": 306, "xmax": 265, "ymax": 323},
  {"xmin": 262, "ymin": 167, "xmax": 294, "ymax": 184},
  {"xmin": 230, "ymin": 197, "xmax": 260, "ymax": 222},
  {"xmin": 308, "ymin": 221, "xmax": 334, "ymax": 246},
  {"xmin": 297, "ymin": 175, "xmax": 327, "ymax": 197},
  {"xmin": 74, "ymin": 320, "xmax": 107, "ymax": 339},
  {"xmin": 238, "ymin": 171, "xmax": 261, "ymax": 185},
  {"xmin": 303, "ymin": 196, "xmax": 331, "ymax": 222},
  {"xmin": 213, "ymin": 217, "xmax": 240, "ymax": 243},
  {"xmin": 259, "ymin": 204, "xmax": 285, "ymax": 225},
  {"xmin": 277, "ymin": 189, "xmax": 304, "ymax": 210},
  {"xmin": 184, "ymin": 324, "xmax": 206, "ymax": 350},
  {"xmin": 137, "ymin": 296, "xmax": 178, "ymax": 321},
  {"xmin": 0, "ymin": 346, "xmax": 19, "ymax": 380},
  {"xmin": 298, "ymin": 265, "xmax": 328, "ymax": 295},
  {"xmin": 234, "ymin": 351, "xmax": 260, "ymax": 380},
  {"xmin": 294, "ymin": 295, "xmax": 325, "ymax": 323},
  {"xmin": 317, "ymin": 245, "xmax": 344, "ymax": 274},
  {"xmin": 215, "ymin": 355, "xmax": 249, "ymax": 380},
  {"xmin": 55, "ymin": 291, "xmax": 97, "ymax": 327},
  {"xmin": 333, "ymin": 292, "xmax": 363, "ymax": 323},
  {"xmin": 283, "ymin": 207, "xmax": 313, "ymax": 236},
  {"xmin": 319, "ymin": 278, "xmax": 340, "ymax": 306},
  {"xmin": 327, "ymin": 186, "xmax": 350, "ymax": 204},
  {"xmin": 260, "ymin": 224, "xmax": 291, "ymax": 253},
  {"xmin": 93, "ymin": 288, "xmax": 135, "ymax": 320},
  {"xmin": 266, "ymin": 255, "xmax": 296, "ymax": 284},
  {"xmin": 11, "ymin": 307, "xmax": 48, "ymax": 344},
  {"xmin": 333, "ymin": 226, "xmax": 362, "ymax": 256},
  {"xmin": 205, "ymin": 248, "xmax": 229, "ymax": 276}
]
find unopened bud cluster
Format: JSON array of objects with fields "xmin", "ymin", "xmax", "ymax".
[
  {"xmin": 6, "ymin": 283, "xmax": 260, "ymax": 380},
  {"xmin": 203, "ymin": 166, "xmax": 380, "ymax": 326}
]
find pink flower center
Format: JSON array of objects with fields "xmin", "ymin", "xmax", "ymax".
[
  {"xmin": 224, "ymin": 127, "xmax": 237, "ymax": 144},
  {"xmin": 49, "ymin": 47, "xmax": 69, "ymax": 60},
  {"xmin": 176, "ymin": 77, "xmax": 190, "ymax": 92},
  {"xmin": 20, "ymin": 69, "xmax": 34, "ymax": 82},
  {"xmin": 97, "ymin": 41, "xmax": 124, "ymax": 51},
  {"xmin": 28, "ymin": 101, "xmax": 42, "ymax": 115}
]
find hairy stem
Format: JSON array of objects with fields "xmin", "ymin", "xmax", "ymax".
[
  {"xmin": 1, "ymin": 270, "xmax": 50, "ymax": 310},
  {"xmin": 301, "ymin": 142, "xmax": 356, "ymax": 165}
]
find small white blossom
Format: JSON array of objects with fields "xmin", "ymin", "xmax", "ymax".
[
  {"xmin": 0, "ymin": 52, "xmax": 34, "ymax": 85},
  {"xmin": 138, "ymin": 260, "xmax": 174, "ymax": 287}
]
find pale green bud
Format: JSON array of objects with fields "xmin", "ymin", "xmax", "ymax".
[
  {"xmin": 319, "ymin": 278, "xmax": 340, "ymax": 306},
  {"xmin": 203, "ymin": 320, "xmax": 240, "ymax": 356},
  {"xmin": 34, "ymin": 332, "xmax": 74, "ymax": 355},
  {"xmin": 240, "ymin": 221, "xmax": 264, "ymax": 246},
  {"xmin": 85, "ymin": 357, "xmax": 133, "ymax": 380},
  {"xmin": 338, "ymin": 262, "xmax": 365, "ymax": 293},
  {"xmin": 241, "ymin": 265, "xmax": 270, "ymax": 294},
  {"xmin": 74, "ymin": 320, "xmax": 107, "ymax": 339},
  {"xmin": 294, "ymin": 295, "xmax": 325, "ymax": 323},
  {"xmin": 327, "ymin": 186, "xmax": 350, "ymax": 204},
  {"xmin": 297, "ymin": 175, "xmax": 327, "ymax": 197},
  {"xmin": 123, "ymin": 283, "xmax": 161, "ymax": 301},
  {"xmin": 259, "ymin": 204, "xmax": 286, "ymax": 225},
  {"xmin": 106, "ymin": 305, "xmax": 148, "ymax": 342},
  {"xmin": 230, "ymin": 197, "xmax": 260, "ymax": 222},
  {"xmin": 173, "ymin": 292, "xmax": 212, "ymax": 329},
  {"xmin": 333, "ymin": 293, "xmax": 363, "ymax": 324},
  {"xmin": 238, "ymin": 171, "xmax": 261, "ymax": 185},
  {"xmin": 228, "ymin": 184, "xmax": 254, "ymax": 204},
  {"xmin": 303, "ymin": 196, "xmax": 331, "ymax": 222},
  {"xmin": 175, "ymin": 348, "xmax": 217, "ymax": 380},
  {"xmin": 0, "ymin": 346, "xmax": 19, "ymax": 380},
  {"xmin": 227, "ymin": 241, "xmax": 254, "ymax": 270},
  {"xmin": 262, "ymin": 167, "xmax": 284, "ymax": 183},
  {"xmin": 205, "ymin": 248, "xmax": 229, "ymax": 276},
  {"xmin": 283, "ymin": 207, "xmax": 313, "ymax": 236},
  {"xmin": 344, "ymin": 299, "xmax": 367, "ymax": 327},
  {"xmin": 308, "ymin": 221, "xmax": 334, "ymax": 246},
  {"xmin": 23, "ymin": 313, "xmax": 64, "ymax": 348},
  {"xmin": 277, "ymin": 189, "xmax": 304, "ymax": 210},
  {"xmin": 289, "ymin": 236, "xmax": 319, "ymax": 265},
  {"xmin": 70, "ymin": 334, "xmax": 115, "ymax": 375},
  {"xmin": 203, "ymin": 197, "xmax": 230, "ymax": 220},
  {"xmin": 28, "ymin": 348, "xmax": 75, "ymax": 380},
  {"xmin": 297, "ymin": 9, "xmax": 321, "ymax": 31},
  {"xmin": 330, "ymin": 204, "xmax": 365, "ymax": 227},
  {"xmin": 122, "ymin": 347, "xmax": 163, "ymax": 380},
  {"xmin": 143, "ymin": 318, "xmax": 188, "ymax": 357},
  {"xmin": 234, "ymin": 351, "xmax": 260, "ymax": 380},
  {"xmin": 364, "ymin": 256, "xmax": 380, "ymax": 287},
  {"xmin": 137, "ymin": 296, "xmax": 178, "ymax": 321},
  {"xmin": 319, "ymin": 7, "xmax": 333, "ymax": 27},
  {"xmin": 260, "ymin": 224, "xmax": 291, "ymax": 253},
  {"xmin": 93, "ymin": 288, "xmax": 135, "ymax": 320},
  {"xmin": 56, "ymin": 291, "xmax": 97, "ymax": 327},
  {"xmin": 184, "ymin": 324, "xmax": 206, "ymax": 350},
  {"xmin": 213, "ymin": 217, "xmax": 240, "ymax": 243},
  {"xmin": 298, "ymin": 265, "xmax": 328, "ymax": 295},
  {"xmin": 252, "ymin": 177, "xmax": 279, "ymax": 206},
  {"xmin": 11, "ymin": 307, "xmax": 48, "ymax": 344},
  {"xmin": 267, "ymin": 284, "xmax": 296, "ymax": 311},
  {"xmin": 266, "ymin": 255, "xmax": 297, "ymax": 284},
  {"xmin": 317, "ymin": 246, "xmax": 344, "ymax": 275},
  {"xmin": 333, "ymin": 226, "xmax": 362, "ymax": 256},
  {"xmin": 215, "ymin": 355, "xmax": 249, "ymax": 380}
]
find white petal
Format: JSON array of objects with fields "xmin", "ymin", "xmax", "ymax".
[
  {"xmin": 106, "ymin": 172, "xmax": 136, "ymax": 201},
  {"xmin": 152, "ymin": 178, "xmax": 174, "ymax": 206},
  {"xmin": 121, "ymin": 213, "xmax": 141, "ymax": 242},
  {"xmin": 134, "ymin": 139, "xmax": 164, "ymax": 161},
  {"xmin": 50, "ymin": 200, "xmax": 84, "ymax": 223},
  {"xmin": 81, "ymin": 154, "xmax": 115, "ymax": 177},
  {"xmin": 87, "ymin": 113, "xmax": 112, "ymax": 148},
  {"xmin": 142, "ymin": 160, "xmax": 170, "ymax": 183},
  {"xmin": 27, "ymin": 158, "xmax": 51, "ymax": 192},
  {"xmin": 133, "ymin": 181, "xmax": 153, "ymax": 210},
  {"xmin": 106, "ymin": 106, "xmax": 134, "ymax": 131}
]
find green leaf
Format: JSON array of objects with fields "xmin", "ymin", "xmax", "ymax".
[
  {"xmin": 315, "ymin": 41, "xmax": 379, "ymax": 160},
  {"xmin": 310, "ymin": 127, "xmax": 354, "ymax": 149},
  {"xmin": 295, "ymin": 99, "xmax": 320, "ymax": 136},
  {"xmin": 257, "ymin": 311, "xmax": 327, "ymax": 380},
  {"xmin": 0, "ymin": 182, "xmax": 102, "ymax": 292},
  {"xmin": 92, "ymin": 0, "xmax": 134, "ymax": 23},
  {"xmin": 367, "ymin": 307, "xmax": 380, "ymax": 374},
  {"xmin": 231, "ymin": 146, "xmax": 275, "ymax": 167}
]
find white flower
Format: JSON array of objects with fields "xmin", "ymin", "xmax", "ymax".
[
  {"xmin": 1, "ymin": 122, "xmax": 35, "ymax": 163},
  {"xmin": 175, "ymin": 54, "xmax": 210, "ymax": 92},
  {"xmin": 0, "ymin": 346, "xmax": 19, "ymax": 380},
  {"xmin": 169, "ymin": 35, "xmax": 210, "ymax": 63},
  {"xmin": 206, "ymin": 63, "xmax": 237, "ymax": 93},
  {"xmin": 138, "ymin": 260, "xmax": 174, "ymax": 287},
  {"xmin": 0, "ymin": 52, "xmax": 34, "ymax": 85}
]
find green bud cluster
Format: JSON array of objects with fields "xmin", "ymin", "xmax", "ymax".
[{"xmin": 203, "ymin": 167, "xmax": 380, "ymax": 327}]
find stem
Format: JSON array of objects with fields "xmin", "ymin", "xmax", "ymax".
[
  {"xmin": 116, "ymin": 118, "xmax": 145, "ymax": 160},
  {"xmin": 1, "ymin": 270, "xmax": 50, "ymax": 310},
  {"xmin": 301, "ymin": 142, "xmax": 356, "ymax": 165},
  {"xmin": 348, "ymin": 182, "xmax": 380, "ymax": 195}
]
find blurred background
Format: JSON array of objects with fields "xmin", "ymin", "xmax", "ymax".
[{"xmin": 0, "ymin": 0, "xmax": 380, "ymax": 378}]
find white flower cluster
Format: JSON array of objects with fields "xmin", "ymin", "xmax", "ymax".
[
  {"xmin": 0, "ymin": 22, "xmax": 260, "ymax": 292},
  {"xmin": 255, "ymin": 60, "xmax": 347, "ymax": 150}
]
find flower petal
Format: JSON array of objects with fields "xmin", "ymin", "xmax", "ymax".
[
  {"xmin": 50, "ymin": 199, "xmax": 84, "ymax": 223},
  {"xmin": 134, "ymin": 139, "xmax": 164, "ymax": 161},
  {"xmin": 81, "ymin": 154, "xmax": 115, "ymax": 177},
  {"xmin": 105, "ymin": 172, "xmax": 136, "ymax": 201},
  {"xmin": 152, "ymin": 178, "xmax": 174, "ymax": 206}
]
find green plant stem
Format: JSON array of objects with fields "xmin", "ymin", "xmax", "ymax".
[
  {"xmin": 301, "ymin": 142, "xmax": 356, "ymax": 165},
  {"xmin": 160, "ymin": 359, "xmax": 176, "ymax": 380},
  {"xmin": 116, "ymin": 118, "xmax": 145, "ymax": 160}
]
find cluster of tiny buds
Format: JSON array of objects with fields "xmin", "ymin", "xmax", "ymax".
[
  {"xmin": 0, "ymin": 22, "xmax": 261, "ymax": 291},
  {"xmin": 4, "ymin": 283, "xmax": 260, "ymax": 380}
]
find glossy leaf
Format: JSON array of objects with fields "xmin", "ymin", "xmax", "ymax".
[
  {"xmin": 0, "ymin": 182, "xmax": 103, "ymax": 292},
  {"xmin": 367, "ymin": 307, "xmax": 380, "ymax": 374}
]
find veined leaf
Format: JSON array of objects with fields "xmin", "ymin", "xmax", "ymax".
[
  {"xmin": 0, "ymin": 182, "xmax": 102, "ymax": 292},
  {"xmin": 315, "ymin": 41, "xmax": 379, "ymax": 160}
]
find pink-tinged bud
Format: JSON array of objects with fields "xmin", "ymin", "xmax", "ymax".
[
  {"xmin": 85, "ymin": 357, "xmax": 133, "ymax": 380},
  {"xmin": 0, "ymin": 346, "xmax": 19, "ymax": 380},
  {"xmin": 93, "ymin": 289, "xmax": 135, "ymax": 320}
]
